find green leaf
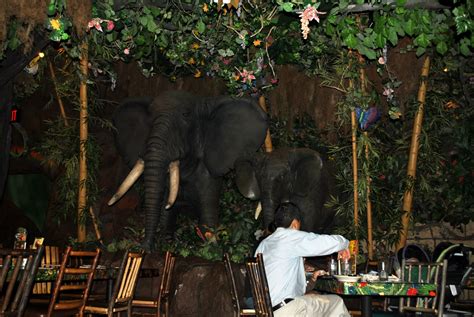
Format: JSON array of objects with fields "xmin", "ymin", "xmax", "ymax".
[
  {"xmin": 280, "ymin": 2, "xmax": 294, "ymax": 12},
  {"xmin": 436, "ymin": 41, "xmax": 448, "ymax": 55},
  {"xmin": 147, "ymin": 19, "xmax": 158, "ymax": 33},
  {"xmin": 344, "ymin": 33, "xmax": 357, "ymax": 48},
  {"xmin": 404, "ymin": 19, "xmax": 414, "ymax": 36},
  {"xmin": 415, "ymin": 46, "xmax": 426, "ymax": 56},
  {"xmin": 388, "ymin": 28, "xmax": 398, "ymax": 46},
  {"xmin": 196, "ymin": 20, "xmax": 205, "ymax": 34},
  {"xmin": 415, "ymin": 33, "xmax": 429, "ymax": 48},
  {"xmin": 375, "ymin": 33, "xmax": 386, "ymax": 48},
  {"xmin": 139, "ymin": 16, "xmax": 148, "ymax": 26},
  {"xmin": 459, "ymin": 42, "xmax": 471, "ymax": 56}
]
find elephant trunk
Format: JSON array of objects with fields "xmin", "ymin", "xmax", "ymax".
[{"xmin": 142, "ymin": 116, "xmax": 182, "ymax": 251}]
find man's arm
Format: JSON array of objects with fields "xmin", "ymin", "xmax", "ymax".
[{"xmin": 293, "ymin": 231, "xmax": 349, "ymax": 257}]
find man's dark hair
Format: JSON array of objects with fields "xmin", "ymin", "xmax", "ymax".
[{"xmin": 274, "ymin": 203, "xmax": 302, "ymax": 228}]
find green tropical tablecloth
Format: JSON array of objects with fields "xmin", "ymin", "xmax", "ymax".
[{"xmin": 315, "ymin": 277, "xmax": 437, "ymax": 297}]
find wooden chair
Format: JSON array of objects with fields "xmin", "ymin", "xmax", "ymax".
[
  {"xmin": 83, "ymin": 250, "xmax": 144, "ymax": 316},
  {"xmin": 245, "ymin": 253, "xmax": 273, "ymax": 317},
  {"xmin": 223, "ymin": 253, "xmax": 256, "ymax": 316},
  {"xmin": 399, "ymin": 259, "xmax": 448, "ymax": 317},
  {"xmin": 32, "ymin": 245, "xmax": 61, "ymax": 298},
  {"xmin": 132, "ymin": 251, "xmax": 176, "ymax": 317},
  {"xmin": 0, "ymin": 246, "xmax": 45, "ymax": 317},
  {"xmin": 46, "ymin": 246, "xmax": 101, "ymax": 317}
]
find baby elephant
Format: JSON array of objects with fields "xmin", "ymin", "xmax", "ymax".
[{"xmin": 235, "ymin": 148, "xmax": 337, "ymax": 233}]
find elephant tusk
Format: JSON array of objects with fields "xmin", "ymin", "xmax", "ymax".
[
  {"xmin": 108, "ymin": 159, "xmax": 144, "ymax": 206},
  {"xmin": 255, "ymin": 201, "xmax": 262, "ymax": 219},
  {"xmin": 165, "ymin": 160, "xmax": 180, "ymax": 209}
]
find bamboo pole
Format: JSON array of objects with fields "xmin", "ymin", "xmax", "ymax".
[
  {"xmin": 77, "ymin": 42, "xmax": 89, "ymax": 242},
  {"xmin": 397, "ymin": 56, "xmax": 431, "ymax": 250},
  {"xmin": 358, "ymin": 53, "xmax": 374, "ymax": 260},
  {"xmin": 89, "ymin": 207, "xmax": 103, "ymax": 244},
  {"xmin": 48, "ymin": 61, "xmax": 69, "ymax": 127}
]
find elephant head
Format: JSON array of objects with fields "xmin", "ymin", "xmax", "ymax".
[
  {"xmin": 235, "ymin": 148, "xmax": 336, "ymax": 233},
  {"xmin": 109, "ymin": 91, "xmax": 268, "ymax": 250}
]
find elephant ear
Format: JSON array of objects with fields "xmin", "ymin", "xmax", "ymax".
[
  {"xmin": 293, "ymin": 153, "xmax": 323, "ymax": 196},
  {"xmin": 204, "ymin": 98, "xmax": 267, "ymax": 176},
  {"xmin": 235, "ymin": 159, "xmax": 260, "ymax": 200}
]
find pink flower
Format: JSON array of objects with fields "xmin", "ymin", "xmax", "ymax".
[
  {"xmin": 222, "ymin": 58, "xmax": 231, "ymax": 65},
  {"xmin": 270, "ymin": 78, "xmax": 278, "ymax": 84},
  {"xmin": 383, "ymin": 87, "xmax": 394, "ymax": 96},
  {"xmin": 124, "ymin": 48, "xmax": 130, "ymax": 55},
  {"xmin": 378, "ymin": 57, "xmax": 386, "ymax": 65},
  {"xmin": 240, "ymin": 69, "xmax": 256, "ymax": 84},
  {"xmin": 88, "ymin": 18, "xmax": 103, "ymax": 32},
  {"xmin": 299, "ymin": 5, "xmax": 326, "ymax": 23},
  {"xmin": 299, "ymin": 5, "xmax": 326, "ymax": 39},
  {"xmin": 106, "ymin": 20, "xmax": 115, "ymax": 31}
]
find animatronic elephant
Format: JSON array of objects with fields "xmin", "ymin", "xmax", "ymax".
[
  {"xmin": 109, "ymin": 91, "xmax": 268, "ymax": 250},
  {"xmin": 235, "ymin": 148, "xmax": 337, "ymax": 233}
]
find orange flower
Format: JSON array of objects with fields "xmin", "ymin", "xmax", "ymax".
[
  {"xmin": 202, "ymin": 3, "xmax": 209, "ymax": 12},
  {"xmin": 192, "ymin": 43, "xmax": 200, "ymax": 50},
  {"xmin": 50, "ymin": 19, "xmax": 61, "ymax": 30},
  {"xmin": 253, "ymin": 39, "xmax": 262, "ymax": 46},
  {"xmin": 188, "ymin": 57, "xmax": 196, "ymax": 65},
  {"xmin": 194, "ymin": 70, "xmax": 202, "ymax": 78}
]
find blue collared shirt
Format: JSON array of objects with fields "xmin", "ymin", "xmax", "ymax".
[{"xmin": 255, "ymin": 227, "xmax": 349, "ymax": 305}]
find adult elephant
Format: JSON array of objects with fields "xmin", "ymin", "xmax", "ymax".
[
  {"xmin": 235, "ymin": 148, "xmax": 337, "ymax": 234},
  {"xmin": 109, "ymin": 91, "xmax": 268, "ymax": 251}
]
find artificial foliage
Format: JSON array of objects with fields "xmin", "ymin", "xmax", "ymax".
[{"xmin": 1, "ymin": 0, "xmax": 473, "ymax": 259}]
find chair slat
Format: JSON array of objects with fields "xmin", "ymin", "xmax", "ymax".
[
  {"xmin": 0, "ymin": 246, "xmax": 44, "ymax": 317},
  {"xmin": 132, "ymin": 251, "xmax": 175, "ymax": 317},
  {"xmin": 82, "ymin": 249, "xmax": 144, "ymax": 316},
  {"xmin": 399, "ymin": 259, "xmax": 447, "ymax": 317}
]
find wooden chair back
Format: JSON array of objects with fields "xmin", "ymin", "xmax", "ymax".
[
  {"xmin": 83, "ymin": 249, "xmax": 144, "ymax": 316},
  {"xmin": 157, "ymin": 251, "xmax": 175, "ymax": 317},
  {"xmin": 245, "ymin": 253, "xmax": 273, "ymax": 317},
  {"xmin": 33, "ymin": 245, "xmax": 61, "ymax": 295},
  {"xmin": 223, "ymin": 253, "xmax": 255, "ymax": 317},
  {"xmin": 399, "ymin": 259, "xmax": 448, "ymax": 317},
  {"xmin": 46, "ymin": 246, "xmax": 101, "ymax": 317},
  {"xmin": 132, "ymin": 250, "xmax": 176, "ymax": 317},
  {"xmin": 0, "ymin": 246, "xmax": 45, "ymax": 317}
]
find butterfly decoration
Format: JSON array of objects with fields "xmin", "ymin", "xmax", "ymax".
[{"xmin": 355, "ymin": 107, "xmax": 381, "ymax": 131}]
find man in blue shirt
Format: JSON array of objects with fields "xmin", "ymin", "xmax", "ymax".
[{"xmin": 255, "ymin": 202, "xmax": 350, "ymax": 317}]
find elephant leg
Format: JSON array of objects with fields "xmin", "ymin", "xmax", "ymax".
[{"xmin": 193, "ymin": 162, "xmax": 222, "ymax": 228}]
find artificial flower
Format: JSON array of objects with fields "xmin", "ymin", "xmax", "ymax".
[
  {"xmin": 188, "ymin": 57, "xmax": 196, "ymax": 65},
  {"xmin": 299, "ymin": 5, "xmax": 326, "ymax": 39},
  {"xmin": 378, "ymin": 57, "xmax": 386, "ymax": 65},
  {"xmin": 123, "ymin": 48, "xmax": 130, "ymax": 55},
  {"xmin": 407, "ymin": 288, "xmax": 418, "ymax": 296},
  {"xmin": 106, "ymin": 20, "xmax": 115, "ymax": 31},
  {"xmin": 383, "ymin": 87, "xmax": 394, "ymax": 97},
  {"xmin": 202, "ymin": 3, "xmax": 209, "ymax": 12},
  {"xmin": 192, "ymin": 43, "xmax": 200, "ymax": 50},
  {"xmin": 50, "ymin": 19, "xmax": 61, "ymax": 31},
  {"xmin": 253, "ymin": 39, "xmax": 262, "ymax": 46},
  {"xmin": 88, "ymin": 18, "xmax": 103, "ymax": 32},
  {"xmin": 240, "ymin": 69, "xmax": 256, "ymax": 84},
  {"xmin": 194, "ymin": 69, "xmax": 202, "ymax": 78}
]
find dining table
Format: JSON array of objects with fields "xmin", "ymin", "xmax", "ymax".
[{"xmin": 314, "ymin": 276, "xmax": 437, "ymax": 317}]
